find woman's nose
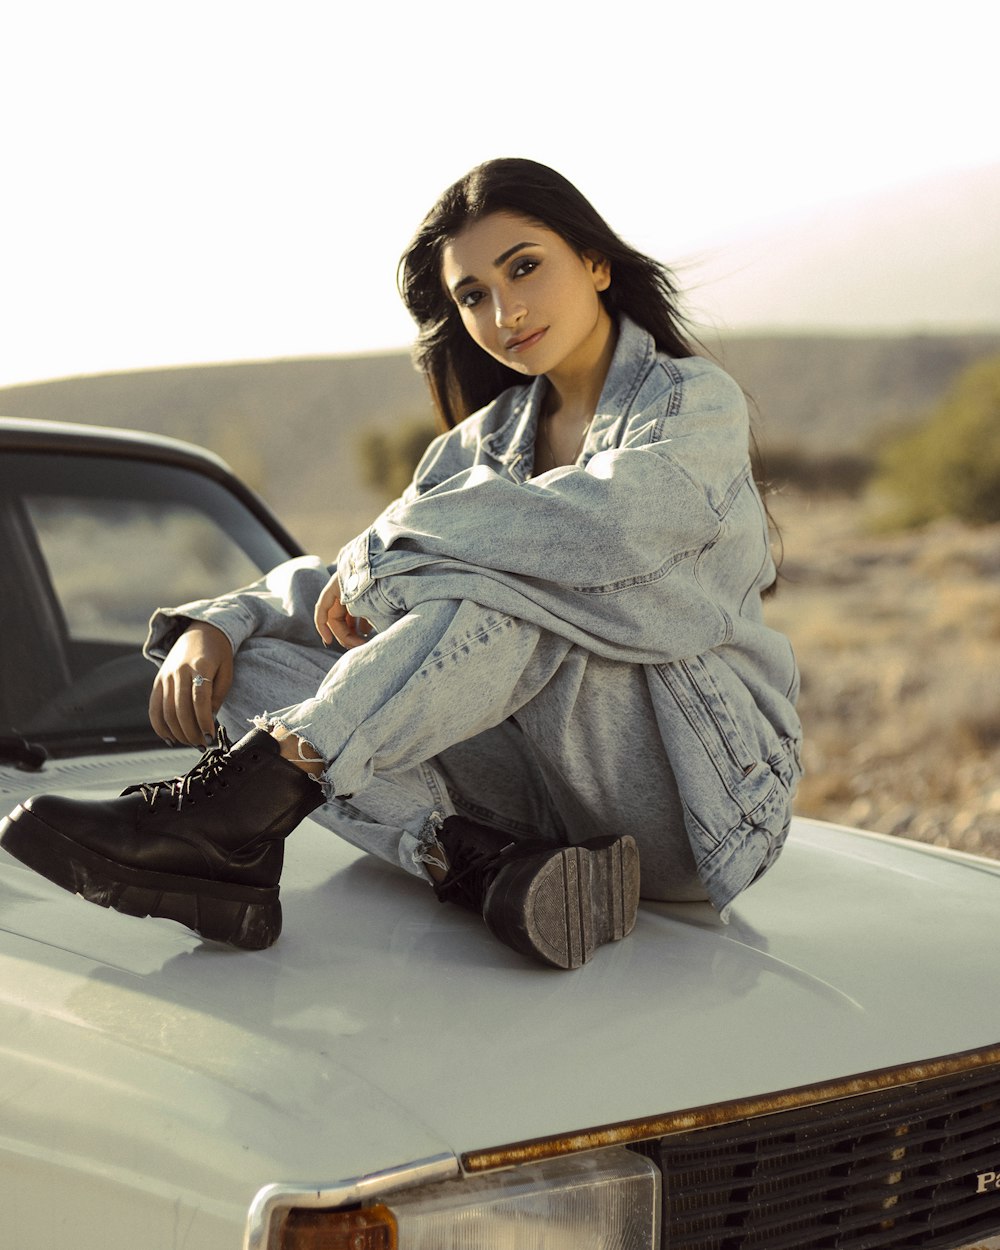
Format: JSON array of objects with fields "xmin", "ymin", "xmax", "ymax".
[{"xmin": 495, "ymin": 292, "xmax": 526, "ymax": 327}]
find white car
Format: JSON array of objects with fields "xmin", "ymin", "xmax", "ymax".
[{"xmin": 2, "ymin": 416, "xmax": 999, "ymax": 1250}]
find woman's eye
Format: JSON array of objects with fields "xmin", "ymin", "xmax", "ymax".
[
  {"xmin": 512, "ymin": 257, "xmax": 539, "ymax": 278},
  {"xmin": 458, "ymin": 289, "xmax": 485, "ymax": 310}
]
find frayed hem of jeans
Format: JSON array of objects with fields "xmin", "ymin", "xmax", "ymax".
[
  {"xmin": 411, "ymin": 811, "xmax": 448, "ymax": 881},
  {"xmin": 252, "ymin": 714, "xmax": 329, "ymax": 791}
]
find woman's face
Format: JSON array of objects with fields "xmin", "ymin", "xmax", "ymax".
[{"xmin": 440, "ymin": 211, "xmax": 612, "ymax": 379}]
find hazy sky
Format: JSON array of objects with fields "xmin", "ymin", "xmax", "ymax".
[{"xmin": 3, "ymin": 0, "xmax": 999, "ymax": 387}]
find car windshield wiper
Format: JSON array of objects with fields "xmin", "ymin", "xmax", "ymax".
[{"xmin": 0, "ymin": 735, "xmax": 49, "ymax": 771}]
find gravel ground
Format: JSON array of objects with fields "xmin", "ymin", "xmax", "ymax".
[{"xmin": 763, "ymin": 491, "xmax": 1000, "ymax": 861}]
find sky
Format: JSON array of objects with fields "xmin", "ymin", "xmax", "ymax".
[{"xmin": 2, "ymin": 0, "xmax": 999, "ymax": 388}]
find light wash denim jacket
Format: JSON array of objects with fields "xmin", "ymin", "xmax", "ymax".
[{"xmin": 148, "ymin": 315, "xmax": 802, "ymax": 916}]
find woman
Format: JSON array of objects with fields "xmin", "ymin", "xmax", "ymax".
[{"xmin": 0, "ymin": 159, "xmax": 802, "ymax": 969}]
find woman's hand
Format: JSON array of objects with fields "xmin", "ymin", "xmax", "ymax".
[
  {"xmin": 149, "ymin": 621, "xmax": 235, "ymax": 747},
  {"xmin": 314, "ymin": 573, "xmax": 372, "ymax": 650}
]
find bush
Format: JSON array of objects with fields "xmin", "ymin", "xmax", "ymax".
[{"xmin": 873, "ymin": 353, "xmax": 1000, "ymax": 527}]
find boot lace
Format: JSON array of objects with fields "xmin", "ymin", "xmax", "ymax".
[
  {"xmin": 434, "ymin": 839, "xmax": 518, "ymax": 910},
  {"xmin": 122, "ymin": 726, "xmax": 236, "ymax": 810}
]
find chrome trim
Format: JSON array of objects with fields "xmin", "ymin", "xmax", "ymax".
[
  {"xmin": 463, "ymin": 1044, "xmax": 1000, "ymax": 1172},
  {"xmin": 243, "ymin": 1152, "xmax": 459, "ymax": 1250}
]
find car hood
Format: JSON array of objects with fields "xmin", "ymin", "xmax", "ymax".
[{"xmin": 2, "ymin": 750, "xmax": 1000, "ymax": 1231}]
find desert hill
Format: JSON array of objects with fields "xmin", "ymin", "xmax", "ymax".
[
  {"xmin": 702, "ymin": 331, "xmax": 1000, "ymax": 455},
  {"xmin": 2, "ymin": 331, "xmax": 999, "ymax": 553}
]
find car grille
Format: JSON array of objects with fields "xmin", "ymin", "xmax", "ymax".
[{"xmin": 632, "ymin": 1064, "xmax": 1000, "ymax": 1249}]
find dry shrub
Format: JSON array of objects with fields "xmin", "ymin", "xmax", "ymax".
[{"xmin": 872, "ymin": 353, "xmax": 1000, "ymax": 528}]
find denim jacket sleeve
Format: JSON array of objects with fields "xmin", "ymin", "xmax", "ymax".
[
  {"xmin": 143, "ymin": 555, "xmax": 335, "ymax": 662},
  {"xmin": 336, "ymin": 357, "xmax": 772, "ymax": 665}
]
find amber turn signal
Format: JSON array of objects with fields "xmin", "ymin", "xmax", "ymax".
[{"xmin": 279, "ymin": 1202, "xmax": 397, "ymax": 1250}]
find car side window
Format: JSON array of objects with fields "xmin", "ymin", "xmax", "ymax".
[
  {"xmin": 26, "ymin": 495, "xmax": 262, "ymax": 644},
  {"xmin": 1, "ymin": 448, "xmax": 293, "ymax": 747}
]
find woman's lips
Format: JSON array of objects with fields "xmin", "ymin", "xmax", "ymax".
[{"xmin": 506, "ymin": 327, "xmax": 547, "ymax": 353}]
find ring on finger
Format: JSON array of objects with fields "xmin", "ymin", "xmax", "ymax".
[{"xmin": 192, "ymin": 674, "xmax": 212, "ymax": 689}]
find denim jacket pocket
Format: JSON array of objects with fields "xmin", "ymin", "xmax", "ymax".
[{"xmin": 651, "ymin": 653, "xmax": 796, "ymax": 847}]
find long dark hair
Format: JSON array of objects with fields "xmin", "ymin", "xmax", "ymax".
[{"xmin": 398, "ymin": 157, "xmax": 697, "ymax": 430}]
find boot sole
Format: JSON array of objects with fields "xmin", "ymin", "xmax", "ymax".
[
  {"xmin": 485, "ymin": 834, "xmax": 640, "ymax": 970},
  {"xmin": 0, "ymin": 805, "xmax": 281, "ymax": 951}
]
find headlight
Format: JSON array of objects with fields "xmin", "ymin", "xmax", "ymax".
[{"xmin": 274, "ymin": 1148, "xmax": 659, "ymax": 1249}]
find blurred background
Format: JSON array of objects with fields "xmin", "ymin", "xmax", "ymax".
[{"xmin": 2, "ymin": 0, "xmax": 998, "ymax": 855}]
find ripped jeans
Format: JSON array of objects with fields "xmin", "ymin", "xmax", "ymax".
[{"xmin": 215, "ymin": 598, "xmax": 705, "ymax": 902}]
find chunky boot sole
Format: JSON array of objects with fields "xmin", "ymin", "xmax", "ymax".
[
  {"xmin": 0, "ymin": 805, "xmax": 281, "ymax": 951},
  {"xmin": 484, "ymin": 834, "xmax": 640, "ymax": 970}
]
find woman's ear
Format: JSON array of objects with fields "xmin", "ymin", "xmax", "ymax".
[{"xmin": 583, "ymin": 250, "xmax": 612, "ymax": 292}]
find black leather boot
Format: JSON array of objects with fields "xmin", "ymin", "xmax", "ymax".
[
  {"xmin": 433, "ymin": 816, "xmax": 640, "ymax": 969},
  {"xmin": 0, "ymin": 728, "xmax": 324, "ymax": 949}
]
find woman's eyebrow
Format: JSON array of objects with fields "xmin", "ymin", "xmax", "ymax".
[{"xmin": 451, "ymin": 241, "xmax": 539, "ymax": 294}]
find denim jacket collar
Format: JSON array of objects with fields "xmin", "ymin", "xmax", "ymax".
[
  {"xmin": 479, "ymin": 315, "xmax": 656, "ymax": 481},
  {"xmin": 478, "ymin": 383, "xmax": 544, "ymax": 481}
]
